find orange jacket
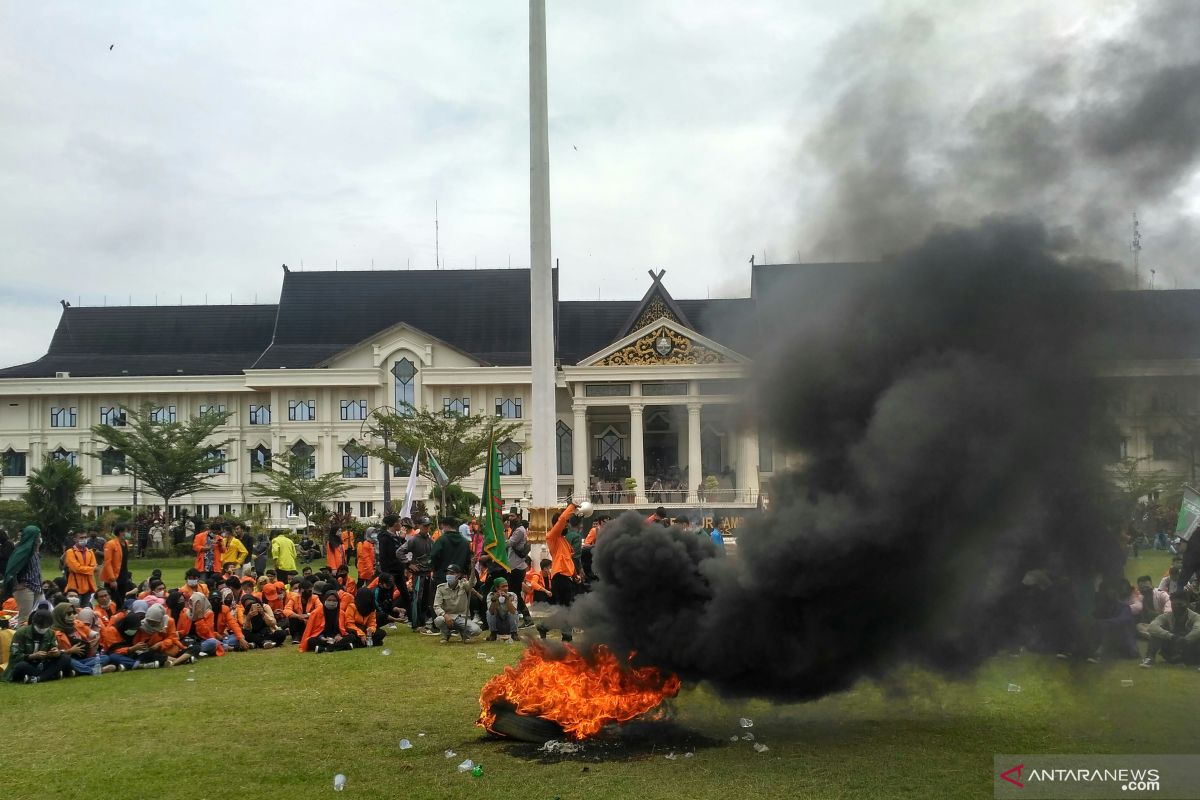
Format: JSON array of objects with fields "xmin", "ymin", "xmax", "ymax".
[
  {"xmin": 547, "ymin": 503, "xmax": 577, "ymax": 579},
  {"xmin": 100, "ymin": 612, "xmax": 134, "ymax": 653},
  {"xmin": 326, "ymin": 540, "xmax": 344, "ymax": 571},
  {"xmin": 211, "ymin": 604, "xmax": 245, "ymax": 644},
  {"xmin": 584, "ymin": 526, "xmax": 598, "ymax": 547},
  {"xmin": 525, "ymin": 569, "xmax": 549, "ymax": 604},
  {"xmin": 356, "ymin": 540, "xmax": 376, "ymax": 582},
  {"xmin": 93, "ymin": 601, "xmax": 117, "ymax": 627},
  {"xmin": 100, "ymin": 537, "xmax": 125, "ymax": 583},
  {"xmin": 192, "ymin": 531, "xmax": 224, "ymax": 571},
  {"xmin": 299, "ymin": 605, "xmax": 346, "ymax": 651},
  {"xmin": 180, "ymin": 583, "xmax": 210, "ymax": 600},
  {"xmin": 284, "ymin": 592, "xmax": 321, "ymax": 619},
  {"xmin": 345, "ymin": 603, "xmax": 376, "ymax": 638},
  {"xmin": 341, "ymin": 529, "xmax": 354, "ymax": 555},
  {"xmin": 135, "ymin": 617, "xmax": 185, "ymax": 656},
  {"xmin": 262, "ymin": 580, "xmax": 287, "ymax": 612},
  {"xmin": 178, "ymin": 611, "xmax": 226, "ymax": 655},
  {"xmin": 64, "ymin": 546, "xmax": 97, "ymax": 593}
]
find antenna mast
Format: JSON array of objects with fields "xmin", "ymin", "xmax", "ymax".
[
  {"xmin": 1131, "ymin": 212, "xmax": 1142, "ymax": 290},
  {"xmin": 435, "ymin": 201, "xmax": 440, "ymax": 269}
]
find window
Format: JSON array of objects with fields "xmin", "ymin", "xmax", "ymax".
[
  {"xmin": 249, "ymin": 404, "xmax": 271, "ymax": 425},
  {"xmin": 101, "ymin": 448, "xmax": 125, "ymax": 474},
  {"xmin": 342, "ymin": 441, "xmax": 368, "ymax": 479},
  {"xmin": 206, "ymin": 449, "xmax": 227, "ymax": 475},
  {"xmin": 50, "ymin": 406, "xmax": 77, "ymax": 427},
  {"xmin": 359, "ymin": 501, "xmax": 375, "ymax": 518},
  {"xmin": 585, "ymin": 384, "xmax": 630, "ymax": 397},
  {"xmin": 1113, "ymin": 437, "xmax": 1130, "ymax": 462},
  {"xmin": 392, "ymin": 357, "xmax": 416, "ymax": 411},
  {"xmin": 759, "ymin": 434, "xmax": 774, "ymax": 473},
  {"xmin": 218, "ymin": 504, "xmax": 236, "ymax": 517},
  {"xmin": 336, "ymin": 501, "xmax": 353, "ymax": 516},
  {"xmin": 1153, "ymin": 434, "xmax": 1184, "ymax": 461},
  {"xmin": 288, "ymin": 400, "xmax": 316, "ymax": 422},
  {"xmin": 285, "ymin": 504, "xmax": 298, "ymax": 518},
  {"xmin": 556, "ymin": 421, "xmax": 572, "ymax": 475},
  {"xmin": 51, "ymin": 447, "xmax": 77, "ymax": 467},
  {"xmin": 496, "ymin": 397, "xmax": 523, "ymax": 419},
  {"xmin": 100, "ymin": 406, "xmax": 126, "ymax": 426},
  {"xmin": 340, "ymin": 400, "xmax": 367, "ymax": 421},
  {"xmin": 250, "ymin": 445, "xmax": 271, "ymax": 473},
  {"xmin": 443, "ymin": 397, "xmax": 470, "ymax": 416},
  {"xmin": 199, "ymin": 403, "xmax": 227, "ymax": 417},
  {"xmin": 195, "ymin": 505, "xmax": 211, "ymax": 520},
  {"xmin": 498, "ymin": 439, "xmax": 523, "ymax": 476},
  {"xmin": 596, "ymin": 427, "xmax": 624, "ymax": 472},
  {"xmin": 392, "ymin": 445, "xmax": 415, "ymax": 477},
  {"xmin": 2, "ymin": 448, "xmax": 26, "ymax": 477},
  {"xmin": 643, "ymin": 382, "xmax": 687, "ymax": 396},
  {"xmin": 291, "ymin": 441, "xmax": 315, "ymax": 478},
  {"xmin": 150, "ymin": 406, "xmax": 177, "ymax": 423}
]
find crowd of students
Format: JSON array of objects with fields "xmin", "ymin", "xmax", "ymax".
[{"xmin": 0, "ymin": 503, "xmax": 728, "ymax": 683}]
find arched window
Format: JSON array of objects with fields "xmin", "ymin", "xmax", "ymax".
[
  {"xmin": 595, "ymin": 426, "xmax": 624, "ymax": 472},
  {"xmin": 250, "ymin": 445, "xmax": 272, "ymax": 473},
  {"xmin": 498, "ymin": 439, "xmax": 523, "ymax": 476},
  {"xmin": 556, "ymin": 421, "xmax": 572, "ymax": 475},
  {"xmin": 342, "ymin": 440, "xmax": 368, "ymax": 479},
  {"xmin": 51, "ymin": 446, "xmax": 77, "ymax": 467},
  {"xmin": 391, "ymin": 357, "xmax": 417, "ymax": 413},
  {"xmin": 290, "ymin": 440, "xmax": 315, "ymax": 479},
  {"xmin": 1, "ymin": 448, "xmax": 26, "ymax": 477}
]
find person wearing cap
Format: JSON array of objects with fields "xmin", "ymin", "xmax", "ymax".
[
  {"xmin": 486, "ymin": 577, "xmax": 519, "ymax": 643},
  {"xmin": 432, "ymin": 564, "xmax": 480, "ymax": 643},
  {"xmin": 400, "ymin": 516, "xmax": 436, "ymax": 634}
]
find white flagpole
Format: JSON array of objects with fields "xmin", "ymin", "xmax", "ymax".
[{"xmin": 400, "ymin": 445, "xmax": 422, "ymax": 519}]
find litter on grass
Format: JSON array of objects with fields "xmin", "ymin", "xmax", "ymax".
[
  {"xmin": 753, "ymin": 743, "xmax": 769, "ymax": 753},
  {"xmin": 1007, "ymin": 684, "xmax": 1022, "ymax": 693},
  {"xmin": 539, "ymin": 740, "xmax": 582, "ymax": 754},
  {"xmin": 739, "ymin": 718, "xmax": 754, "ymax": 728},
  {"xmin": 333, "ymin": 773, "xmax": 346, "ymax": 791},
  {"xmin": 399, "ymin": 739, "xmax": 412, "ymax": 750},
  {"xmin": 457, "ymin": 759, "xmax": 475, "ymax": 773}
]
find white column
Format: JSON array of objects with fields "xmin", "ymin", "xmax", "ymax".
[
  {"xmin": 572, "ymin": 404, "xmax": 588, "ymax": 500},
  {"xmin": 687, "ymin": 401, "xmax": 702, "ymax": 502},
  {"xmin": 741, "ymin": 430, "xmax": 760, "ymax": 503},
  {"xmin": 630, "ymin": 403, "xmax": 646, "ymax": 503},
  {"xmin": 528, "ymin": 0, "xmax": 557, "ymax": 507}
]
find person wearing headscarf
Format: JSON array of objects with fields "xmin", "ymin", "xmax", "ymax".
[
  {"xmin": 345, "ymin": 587, "xmax": 384, "ymax": 648},
  {"xmin": 136, "ymin": 604, "xmax": 191, "ymax": 666},
  {"xmin": 325, "ymin": 526, "xmax": 345, "ymax": 572},
  {"xmin": 284, "ymin": 579, "xmax": 321, "ymax": 644},
  {"xmin": 300, "ymin": 590, "xmax": 349, "ymax": 652},
  {"xmin": 239, "ymin": 594, "xmax": 286, "ymax": 649},
  {"xmin": 177, "ymin": 592, "xmax": 222, "ymax": 658},
  {"xmin": 2, "ymin": 526, "xmax": 44, "ymax": 626},
  {"xmin": 3, "ymin": 608, "xmax": 71, "ymax": 683},
  {"xmin": 50, "ymin": 602, "xmax": 114, "ymax": 675},
  {"xmin": 99, "ymin": 611, "xmax": 160, "ymax": 670}
]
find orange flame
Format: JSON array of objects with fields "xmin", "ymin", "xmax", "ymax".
[{"xmin": 477, "ymin": 642, "xmax": 681, "ymax": 740}]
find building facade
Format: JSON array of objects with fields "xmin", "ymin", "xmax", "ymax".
[{"xmin": 0, "ymin": 267, "xmax": 770, "ymax": 526}]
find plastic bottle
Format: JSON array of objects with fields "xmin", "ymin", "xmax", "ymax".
[{"xmin": 333, "ymin": 774, "xmax": 346, "ymax": 791}]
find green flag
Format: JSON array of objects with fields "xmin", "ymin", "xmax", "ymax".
[
  {"xmin": 480, "ymin": 437, "xmax": 509, "ymax": 571},
  {"xmin": 427, "ymin": 451, "xmax": 449, "ymax": 488},
  {"xmin": 1175, "ymin": 485, "xmax": 1200, "ymax": 542}
]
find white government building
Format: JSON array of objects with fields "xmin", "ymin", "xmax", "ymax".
[
  {"xmin": 0, "ymin": 262, "xmax": 1193, "ymax": 528},
  {"xmin": 0, "ymin": 266, "xmax": 778, "ymax": 528}
]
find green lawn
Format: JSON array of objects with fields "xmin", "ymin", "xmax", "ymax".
[{"xmin": 3, "ymin": 548, "xmax": 1190, "ymax": 800}]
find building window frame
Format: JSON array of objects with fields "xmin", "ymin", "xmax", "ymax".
[
  {"xmin": 249, "ymin": 404, "xmax": 271, "ymax": 426},
  {"xmin": 556, "ymin": 420, "xmax": 572, "ymax": 475},
  {"xmin": 496, "ymin": 397, "xmax": 523, "ymax": 419},
  {"xmin": 340, "ymin": 399, "xmax": 368, "ymax": 421},
  {"xmin": 498, "ymin": 439, "xmax": 523, "ymax": 476},
  {"xmin": 99, "ymin": 406, "xmax": 127, "ymax": 427},
  {"xmin": 443, "ymin": 397, "xmax": 470, "ymax": 417},
  {"xmin": 50, "ymin": 406, "xmax": 77, "ymax": 428},
  {"xmin": 392, "ymin": 357, "xmax": 417, "ymax": 412},
  {"xmin": 288, "ymin": 399, "xmax": 316, "ymax": 422}
]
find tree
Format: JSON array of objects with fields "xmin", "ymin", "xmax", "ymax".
[
  {"xmin": 1112, "ymin": 456, "xmax": 1183, "ymax": 537},
  {"xmin": 250, "ymin": 450, "xmax": 352, "ymax": 534},
  {"xmin": 90, "ymin": 403, "xmax": 235, "ymax": 515},
  {"xmin": 23, "ymin": 456, "xmax": 89, "ymax": 550},
  {"xmin": 0, "ymin": 499, "xmax": 32, "ymax": 535},
  {"xmin": 363, "ymin": 405, "xmax": 522, "ymax": 512},
  {"xmin": 429, "ymin": 483, "xmax": 480, "ymax": 521}
]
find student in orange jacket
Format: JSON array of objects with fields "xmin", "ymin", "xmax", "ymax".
[
  {"xmin": 100, "ymin": 524, "xmax": 130, "ymax": 599},
  {"xmin": 341, "ymin": 528, "xmax": 355, "ymax": 566},
  {"xmin": 135, "ymin": 604, "xmax": 193, "ymax": 666},
  {"xmin": 284, "ymin": 580, "xmax": 321, "ymax": 644},
  {"xmin": 300, "ymin": 590, "xmax": 350, "ymax": 652},
  {"xmin": 100, "ymin": 611, "xmax": 163, "ymax": 670},
  {"xmin": 356, "ymin": 533, "xmax": 376, "ymax": 585},
  {"xmin": 64, "ymin": 530, "xmax": 98, "ymax": 603},
  {"xmin": 325, "ymin": 527, "xmax": 345, "ymax": 571},
  {"xmin": 538, "ymin": 502, "xmax": 577, "ymax": 642},
  {"xmin": 210, "ymin": 596, "xmax": 249, "ymax": 651},
  {"xmin": 177, "ymin": 593, "xmax": 223, "ymax": 657},
  {"xmin": 92, "ymin": 589, "xmax": 118, "ymax": 626},
  {"xmin": 192, "ymin": 528, "xmax": 223, "ymax": 576},
  {"xmin": 261, "ymin": 571, "xmax": 287, "ymax": 614},
  {"xmin": 344, "ymin": 587, "xmax": 386, "ymax": 648}
]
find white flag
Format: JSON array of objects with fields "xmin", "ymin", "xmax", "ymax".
[{"xmin": 399, "ymin": 446, "xmax": 421, "ymax": 519}]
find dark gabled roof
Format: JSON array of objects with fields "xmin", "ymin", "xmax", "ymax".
[
  {"xmin": 0, "ymin": 305, "xmax": 278, "ymax": 378},
  {"xmin": 557, "ymin": 297, "xmax": 756, "ymax": 365},
  {"xmin": 615, "ymin": 269, "xmax": 694, "ymax": 339},
  {"xmin": 252, "ymin": 268, "xmax": 532, "ymax": 368}
]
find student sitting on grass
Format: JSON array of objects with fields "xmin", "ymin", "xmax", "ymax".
[
  {"xmin": 3, "ymin": 609, "xmax": 71, "ymax": 683},
  {"xmin": 1141, "ymin": 592, "xmax": 1200, "ymax": 668},
  {"xmin": 300, "ymin": 591, "xmax": 350, "ymax": 652},
  {"xmin": 486, "ymin": 577, "xmax": 519, "ymax": 643},
  {"xmin": 345, "ymin": 588, "xmax": 385, "ymax": 648},
  {"xmin": 239, "ymin": 595, "xmax": 287, "ymax": 649}
]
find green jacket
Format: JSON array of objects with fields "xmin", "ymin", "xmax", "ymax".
[
  {"xmin": 429, "ymin": 533, "xmax": 471, "ymax": 577},
  {"xmin": 3, "ymin": 624, "xmax": 57, "ymax": 682},
  {"xmin": 1148, "ymin": 608, "xmax": 1200, "ymax": 643},
  {"xmin": 565, "ymin": 529, "xmax": 584, "ymax": 572}
]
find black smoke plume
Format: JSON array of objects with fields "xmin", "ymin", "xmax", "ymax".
[{"xmin": 569, "ymin": 218, "xmax": 1124, "ymax": 699}]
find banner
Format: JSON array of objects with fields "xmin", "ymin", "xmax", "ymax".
[
  {"xmin": 399, "ymin": 447, "xmax": 421, "ymax": 520},
  {"xmin": 1175, "ymin": 485, "xmax": 1200, "ymax": 542},
  {"xmin": 480, "ymin": 437, "xmax": 509, "ymax": 571},
  {"xmin": 427, "ymin": 451, "xmax": 449, "ymax": 488}
]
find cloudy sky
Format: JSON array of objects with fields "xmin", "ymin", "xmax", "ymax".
[
  {"xmin": 0, "ymin": 1, "xmax": 871, "ymax": 367},
  {"xmin": 5, "ymin": 1, "xmax": 1194, "ymax": 369}
]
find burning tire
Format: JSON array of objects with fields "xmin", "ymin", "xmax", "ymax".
[{"xmin": 486, "ymin": 700, "xmax": 567, "ymax": 743}]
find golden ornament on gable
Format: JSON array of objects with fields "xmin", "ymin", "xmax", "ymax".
[
  {"xmin": 598, "ymin": 326, "xmax": 730, "ymax": 366},
  {"xmin": 631, "ymin": 297, "xmax": 679, "ymax": 331}
]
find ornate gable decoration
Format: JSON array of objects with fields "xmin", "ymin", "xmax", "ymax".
[
  {"xmin": 597, "ymin": 325, "xmax": 731, "ymax": 366},
  {"xmin": 616, "ymin": 269, "xmax": 694, "ymax": 340},
  {"xmin": 631, "ymin": 296, "xmax": 679, "ymax": 331}
]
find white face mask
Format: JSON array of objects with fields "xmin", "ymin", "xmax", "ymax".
[
  {"xmin": 446, "ymin": 576, "xmax": 459, "ymax": 588},
  {"xmin": 34, "ymin": 626, "xmax": 49, "ymax": 635},
  {"xmin": 187, "ymin": 580, "xmax": 198, "ymax": 587}
]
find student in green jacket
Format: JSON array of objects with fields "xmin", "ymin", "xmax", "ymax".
[{"xmin": 3, "ymin": 609, "xmax": 73, "ymax": 683}]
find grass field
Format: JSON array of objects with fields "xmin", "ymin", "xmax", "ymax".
[{"xmin": 3, "ymin": 550, "xmax": 1193, "ymax": 800}]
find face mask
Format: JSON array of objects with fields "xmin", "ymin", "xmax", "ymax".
[
  {"xmin": 447, "ymin": 576, "xmax": 459, "ymax": 588},
  {"xmin": 187, "ymin": 580, "xmax": 198, "ymax": 587},
  {"xmin": 68, "ymin": 597, "xmax": 81, "ymax": 608},
  {"xmin": 154, "ymin": 591, "xmax": 165, "ymax": 598},
  {"xmin": 34, "ymin": 626, "xmax": 49, "ymax": 635},
  {"xmin": 325, "ymin": 603, "xmax": 338, "ymax": 611}
]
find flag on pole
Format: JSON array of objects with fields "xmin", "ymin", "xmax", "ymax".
[
  {"xmin": 399, "ymin": 446, "xmax": 421, "ymax": 519},
  {"xmin": 480, "ymin": 436, "xmax": 509, "ymax": 571},
  {"xmin": 427, "ymin": 451, "xmax": 449, "ymax": 488},
  {"xmin": 1175, "ymin": 485, "xmax": 1200, "ymax": 542}
]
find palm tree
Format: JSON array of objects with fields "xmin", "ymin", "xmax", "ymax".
[{"xmin": 23, "ymin": 455, "xmax": 90, "ymax": 551}]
